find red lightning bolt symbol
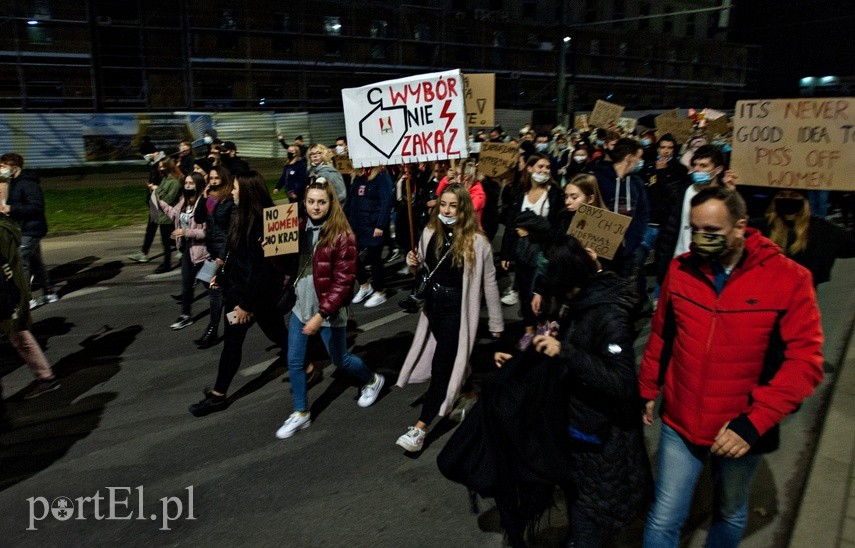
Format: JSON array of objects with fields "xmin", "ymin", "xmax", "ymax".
[{"xmin": 439, "ymin": 99, "xmax": 455, "ymax": 131}]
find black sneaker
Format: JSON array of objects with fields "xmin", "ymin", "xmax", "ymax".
[
  {"xmin": 398, "ymin": 297, "xmax": 422, "ymax": 313},
  {"xmin": 153, "ymin": 264, "xmax": 172, "ymax": 274},
  {"xmin": 188, "ymin": 390, "xmax": 228, "ymax": 417},
  {"xmin": 21, "ymin": 378, "xmax": 61, "ymax": 400},
  {"xmin": 196, "ymin": 324, "xmax": 219, "ymax": 348}
]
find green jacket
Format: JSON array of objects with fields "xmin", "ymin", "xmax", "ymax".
[
  {"xmin": 155, "ymin": 175, "xmax": 181, "ymax": 225},
  {"xmin": 0, "ymin": 216, "xmax": 31, "ymax": 333}
]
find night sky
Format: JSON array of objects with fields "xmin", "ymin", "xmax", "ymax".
[{"xmin": 730, "ymin": 0, "xmax": 855, "ymax": 98}]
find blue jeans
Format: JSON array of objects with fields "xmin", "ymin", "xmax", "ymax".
[
  {"xmin": 287, "ymin": 313, "xmax": 372, "ymax": 412},
  {"xmin": 643, "ymin": 423, "xmax": 761, "ymax": 548},
  {"xmin": 20, "ymin": 235, "xmax": 53, "ymax": 294}
]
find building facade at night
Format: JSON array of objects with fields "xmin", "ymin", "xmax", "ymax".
[{"xmin": 1, "ymin": 0, "xmax": 758, "ymax": 117}]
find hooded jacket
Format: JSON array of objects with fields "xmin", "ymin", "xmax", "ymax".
[
  {"xmin": 639, "ymin": 229, "xmax": 824, "ymax": 450},
  {"xmin": 591, "ymin": 162, "xmax": 650, "ymax": 259},
  {"xmin": 6, "ymin": 170, "xmax": 48, "ymax": 238},
  {"xmin": 0, "ymin": 217, "xmax": 30, "ymax": 333},
  {"xmin": 308, "ymin": 163, "xmax": 347, "ymax": 206}
]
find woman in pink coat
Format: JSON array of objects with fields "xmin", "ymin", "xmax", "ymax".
[
  {"xmin": 395, "ymin": 184, "xmax": 503, "ymax": 452},
  {"xmin": 159, "ymin": 172, "xmax": 209, "ymax": 330}
]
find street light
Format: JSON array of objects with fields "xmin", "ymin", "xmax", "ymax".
[{"xmin": 557, "ymin": 36, "xmax": 571, "ymax": 126}]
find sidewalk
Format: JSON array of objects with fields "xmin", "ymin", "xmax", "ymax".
[{"xmin": 789, "ymin": 291, "xmax": 855, "ymax": 547}]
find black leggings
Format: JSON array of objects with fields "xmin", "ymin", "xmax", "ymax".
[
  {"xmin": 357, "ymin": 245, "xmax": 385, "ymax": 292},
  {"xmin": 213, "ymin": 301, "xmax": 287, "ymax": 394},
  {"xmin": 419, "ymin": 287, "xmax": 462, "ymax": 425}
]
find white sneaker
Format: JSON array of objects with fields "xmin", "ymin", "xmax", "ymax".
[
  {"xmin": 352, "ymin": 285, "xmax": 374, "ymax": 304},
  {"xmin": 275, "ymin": 412, "xmax": 312, "ymax": 439},
  {"xmin": 500, "ymin": 289, "xmax": 519, "ymax": 306},
  {"xmin": 357, "ymin": 374, "xmax": 385, "ymax": 408},
  {"xmin": 170, "ymin": 315, "xmax": 194, "ymax": 330},
  {"xmin": 396, "ymin": 426, "xmax": 427, "ymax": 452},
  {"xmin": 29, "ymin": 298, "xmax": 41, "ymax": 310},
  {"xmin": 43, "ymin": 293, "xmax": 60, "ymax": 304},
  {"xmin": 364, "ymin": 292, "xmax": 387, "ymax": 308}
]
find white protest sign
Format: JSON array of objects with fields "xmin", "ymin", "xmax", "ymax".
[
  {"xmin": 262, "ymin": 203, "xmax": 300, "ymax": 257},
  {"xmin": 341, "ymin": 70, "xmax": 469, "ymax": 168}
]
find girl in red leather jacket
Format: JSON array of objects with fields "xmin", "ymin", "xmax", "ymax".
[{"xmin": 274, "ymin": 177, "xmax": 385, "ymax": 440}]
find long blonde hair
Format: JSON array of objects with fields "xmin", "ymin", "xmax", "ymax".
[
  {"xmin": 427, "ymin": 183, "xmax": 479, "ymax": 268},
  {"xmin": 304, "ymin": 176, "xmax": 353, "ymax": 249},
  {"xmin": 765, "ymin": 190, "xmax": 810, "ymax": 255}
]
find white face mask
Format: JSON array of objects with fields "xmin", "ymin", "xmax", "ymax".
[
  {"xmin": 203, "ymin": 136, "xmax": 213, "ymax": 145},
  {"xmin": 335, "ymin": 145, "xmax": 346, "ymax": 155},
  {"xmin": 572, "ymin": 155, "xmax": 587, "ymax": 164},
  {"xmin": 438, "ymin": 214, "xmax": 457, "ymax": 225},
  {"xmin": 531, "ymin": 172, "xmax": 550, "ymax": 184},
  {"xmin": 0, "ymin": 167, "xmax": 12, "ymax": 178}
]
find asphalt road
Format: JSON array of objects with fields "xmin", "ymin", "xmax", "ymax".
[{"xmin": 0, "ymin": 224, "xmax": 852, "ymax": 547}]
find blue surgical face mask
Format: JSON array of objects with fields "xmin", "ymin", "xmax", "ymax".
[
  {"xmin": 595, "ymin": 139, "xmax": 605, "ymax": 147},
  {"xmin": 640, "ymin": 138, "xmax": 652, "ymax": 147},
  {"xmin": 691, "ymin": 171, "xmax": 712, "ymax": 185},
  {"xmin": 535, "ymin": 143, "xmax": 549, "ymax": 152},
  {"xmin": 632, "ymin": 160, "xmax": 644, "ymax": 174},
  {"xmin": 439, "ymin": 213, "xmax": 457, "ymax": 225}
]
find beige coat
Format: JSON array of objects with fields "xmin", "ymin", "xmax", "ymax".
[{"xmin": 396, "ymin": 228, "xmax": 504, "ymax": 417}]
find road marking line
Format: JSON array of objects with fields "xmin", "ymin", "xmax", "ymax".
[
  {"xmin": 239, "ymin": 357, "xmax": 280, "ymax": 377},
  {"xmin": 359, "ymin": 310, "xmax": 411, "ymax": 332},
  {"xmin": 59, "ymin": 287, "xmax": 110, "ymax": 300}
]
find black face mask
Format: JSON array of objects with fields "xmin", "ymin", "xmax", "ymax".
[
  {"xmin": 775, "ymin": 198, "xmax": 803, "ymax": 216},
  {"xmin": 183, "ymin": 188, "xmax": 196, "ymax": 198},
  {"xmin": 287, "ymin": 152, "xmax": 295, "ymax": 160}
]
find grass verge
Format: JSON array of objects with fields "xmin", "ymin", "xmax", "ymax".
[{"xmin": 45, "ymin": 186, "xmax": 150, "ymax": 234}]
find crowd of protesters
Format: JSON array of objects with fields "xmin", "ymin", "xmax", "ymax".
[{"xmin": 2, "ymin": 114, "xmax": 854, "ymax": 548}]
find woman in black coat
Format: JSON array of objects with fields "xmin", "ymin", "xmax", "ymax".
[
  {"xmin": 188, "ymin": 171, "xmax": 287, "ymax": 417},
  {"xmin": 439, "ymin": 235, "xmax": 651, "ymax": 547}
]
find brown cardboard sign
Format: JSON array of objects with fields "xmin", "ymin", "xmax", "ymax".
[
  {"xmin": 333, "ymin": 154, "xmax": 353, "ymax": 174},
  {"xmin": 462, "ymin": 73, "xmax": 495, "ymax": 128},
  {"xmin": 655, "ymin": 114, "xmax": 695, "ymax": 145},
  {"xmin": 567, "ymin": 204, "xmax": 632, "ymax": 260},
  {"xmin": 731, "ymin": 98, "xmax": 855, "ymax": 191},
  {"xmin": 478, "ymin": 141, "xmax": 518, "ymax": 178},
  {"xmin": 588, "ymin": 100, "xmax": 625, "ymax": 129},
  {"xmin": 262, "ymin": 203, "xmax": 300, "ymax": 257}
]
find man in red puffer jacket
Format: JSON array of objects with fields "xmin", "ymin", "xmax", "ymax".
[{"xmin": 639, "ymin": 186, "xmax": 824, "ymax": 548}]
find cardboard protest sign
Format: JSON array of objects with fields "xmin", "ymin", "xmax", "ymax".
[
  {"xmin": 574, "ymin": 114, "xmax": 589, "ymax": 131},
  {"xmin": 731, "ymin": 98, "xmax": 855, "ymax": 191},
  {"xmin": 705, "ymin": 115, "xmax": 730, "ymax": 137},
  {"xmin": 567, "ymin": 204, "xmax": 632, "ymax": 260},
  {"xmin": 588, "ymin": 100, "xmax": 624, "ymax": 129},
  {"xmin": 655, "ymin": 113, "xmax": 695, "ymax": 145},
  {"xmin": 0, "ymin": 182, "xmax": 7, "ymax": 206},
  {"xmin": 462, "ymin": 73, "xmax": 495, "ymax": 128},
  {"xmin": 478, "ymin": 142, "xmax": 518, "ymax": 178},
  {"xmin": 341, "ymin": 69, "xmax": 469, "ymax": 167},
  {"xmin": 262, "ymin": 203, "xmax": 300, "ymax": 257},
  {"xmin": 333, "ymin": 154, "xmax": 353, "ymax": 174}
]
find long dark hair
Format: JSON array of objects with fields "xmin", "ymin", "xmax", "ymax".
[
  {"xmin": 208, "ymin": 165, "xmax": 234, "ymax": 202},
  {"xmin": 184, "ymin": 172, "xmax": 207, "ymax": 209},
  {"xmin": 540, "ymin": 235, "xmax": 599, "ymax": 315},
  {"xmin": 229, "ymin": 171, "xmax": 273, "ymax": 249}
]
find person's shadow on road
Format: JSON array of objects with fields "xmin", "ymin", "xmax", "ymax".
[{"xmin": 0, "ymin": 324, "xmax": 142, "ymax": 492}]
